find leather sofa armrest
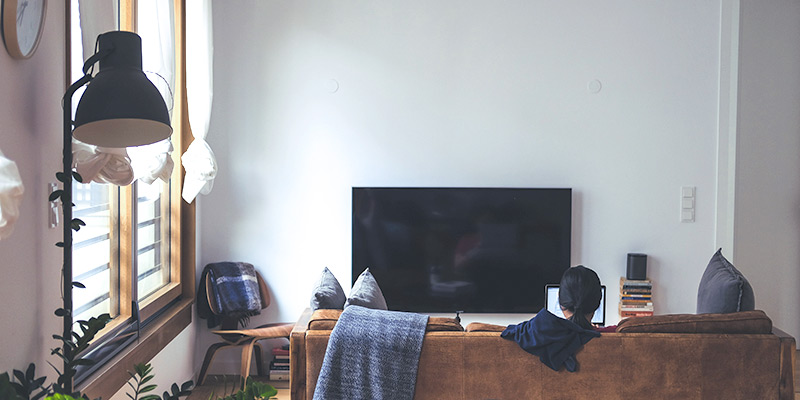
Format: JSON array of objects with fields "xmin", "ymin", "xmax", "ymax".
[
  {"xmin": 291, "ymin": 308, "xmax": 314, "ymax": 400},
  {"xmin": 772, "ymin": 327, "xmax": 796, "ymax": 400}
]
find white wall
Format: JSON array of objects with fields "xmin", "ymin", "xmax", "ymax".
[
  {"xmin": 0, "ymin": 2, "xmax": 197, "ymax": 395},
  {"xmin": 0, "ymin": 0, "xmax": 69, "ymax": 375},
  {"xmin": 734, "ymin": 0, "xmax": 800, "ymax": 339},
  {"xmin": 200, "ymin": 0, "xmax": 749, "ymax": 372}
]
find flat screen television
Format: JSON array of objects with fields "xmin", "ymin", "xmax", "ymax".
[{"xmin": 352, "ymin": 187, "xmax": 572, "ymax": 313}]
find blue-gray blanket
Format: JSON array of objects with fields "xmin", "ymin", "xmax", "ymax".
[
  {"xmin": 197, "ymin": 262, "xmax": 262, "ymax": 328},
  {"xmin": 312, "ymin": 306, "xmax": 429, "ymax": 400}
]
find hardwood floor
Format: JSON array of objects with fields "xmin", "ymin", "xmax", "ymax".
[{"xmin": 187, "ymin": 376, "xmax": 288, "ymax": 400}]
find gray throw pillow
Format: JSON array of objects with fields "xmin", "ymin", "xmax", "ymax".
[
  {"xmin": 696, "ymin": 249, "xmax": 755, "ymax": 314},
  {"xmin": 310, "ymin": 267, "xmax": 347, "ymax": 310},
  {"xmin": 345, "ymin": 268, "xmax": 388, "ymax": 310}
]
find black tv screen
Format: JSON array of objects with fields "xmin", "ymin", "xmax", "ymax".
[{"xmin": 352, "ymin": 187, "xmax": 572, "ymax": 313}]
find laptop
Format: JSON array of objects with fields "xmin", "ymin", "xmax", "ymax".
[{"xmin": 545, "ymin": 284, "xmax": 606, "ymax": 326}]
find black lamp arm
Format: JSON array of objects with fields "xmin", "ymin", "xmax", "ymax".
[
  {"xmin": 58, "ymin": 63, "xmax": 96, "ymax": 395},
  {"xmin": 81, "ymin": 48, "xmax": 111, "ymax": 76}
]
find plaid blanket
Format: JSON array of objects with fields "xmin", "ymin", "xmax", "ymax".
[
  {"xmin": 197, "ymin": 262, "xmax": 262, "ymax": 328},
  {"xmin": 312, "ymin": 306, "xmax": 428, "ymax": 400}
]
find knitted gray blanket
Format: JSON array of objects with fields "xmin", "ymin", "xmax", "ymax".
[{"xmin": 312, "ymin": 305, "xmax": 429, "ymax": 400}]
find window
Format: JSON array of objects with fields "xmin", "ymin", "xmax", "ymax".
[{"xmin": 68, "ymin": 1, "xmax": 194, "ymax": 396}]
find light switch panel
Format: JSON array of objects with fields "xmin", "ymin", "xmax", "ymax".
[{"xmin": 681, "ymin": 186, "xmax": 696, "ymax": 223}]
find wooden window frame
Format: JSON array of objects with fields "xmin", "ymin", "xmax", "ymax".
[{"xmin": 72, "ymin": 1, "xmax": 195, "ymax": 398}]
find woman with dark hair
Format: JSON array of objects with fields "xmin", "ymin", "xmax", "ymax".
[
  {"xmin": 558, "ymin": 265, "xmax": 603, "ymax": 330},
  {"xmin": 501, "ymin": 265, "xmax": 613, "ymax": 372}
]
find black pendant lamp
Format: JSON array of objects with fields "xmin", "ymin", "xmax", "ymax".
[{"xmin": 72, "ymin": 30, "xmax": 172, "ymax": 147}]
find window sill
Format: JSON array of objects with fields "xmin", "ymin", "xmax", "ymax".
[{"xmin": 78, "ymin": 297, "xmax": 193, "ymax": 400}]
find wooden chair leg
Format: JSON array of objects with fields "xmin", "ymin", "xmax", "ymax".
[
  {"xmin": 240, "ymin": 339, "xmax": 257, "ymax": 387},
  {"xmin": 253, "ymin": 343, "xmax": 264, "ymax": 377},
  {"xmin": 198, "ymin": 342, "xmax": 230, "ymax": 386}
]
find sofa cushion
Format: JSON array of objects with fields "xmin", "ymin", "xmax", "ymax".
[
  {"xmin": 345, "ymin": 268, "xmax": 388, "ymax": 310},
  {"xmin": 616, "ymin": 310, "xmax": 771, "ymax": 334},
  {"xmin": 697, "ymin": 249, "xmax": 755, "ymax": 313},
  {"xmin": 465, "ymin": 322, "xmax": 506, "ymax": 332},
  {"xmin": 307, "ymin": 309, "xmax": 463, "ymax": 331},
  {"xmin": 310, "ymin": 267, "xmax": 347, "ymax": 310},
  {"xmin": 427, "ymin": 317, "xmax": 465, "ymax": 332}
]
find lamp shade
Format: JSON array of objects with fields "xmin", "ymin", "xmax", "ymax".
[{"xmin": 73, "ymin": 31, "xmax": 172, "ymax": 148}]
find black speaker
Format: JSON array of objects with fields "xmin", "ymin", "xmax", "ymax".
[{"xmin": 626, "ymin": 253, "xmax": 647, "ymax": 280}]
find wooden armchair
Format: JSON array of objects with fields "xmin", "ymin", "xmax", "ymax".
[{"xmin": 197, "ymin": 269, "xmax": 293, "ymax": 385}]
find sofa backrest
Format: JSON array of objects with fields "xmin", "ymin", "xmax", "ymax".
[
  {"xmin": 616, "ymin": 309, "xmax": 772, "ymax": 333},
  {"xmin": 292, "ymin": 309, "xmax": 795, "ymax": 400}
]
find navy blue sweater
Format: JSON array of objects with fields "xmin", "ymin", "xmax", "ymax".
[{"xmin": 501, "ymin": 309, "xmax": 600, "ymax": 372}]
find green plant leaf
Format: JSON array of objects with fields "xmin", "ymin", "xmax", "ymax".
[
  {"xmin": 49, "ymin": 190, "xmax": 63, "ymax": 202},
  {"xmin": 13, "ymin": 369, "xmax": 25, "ymax": 386},
  {"xmin": 72, "ymin": 282, "xmax": 86, "ymax": 289},
  {"xmin": 55, "ymin": 172, "xmax": 65, "ymax": 182},
  {"xmin": 140, "ymin": 384, "xmax": 157, "ymax": 393},
  {"xmin": 45, "ymin": 394, "xmax": 80, "ymax": 400},
  {"xmin": 54, "ymin": 308, "xmax": 67, "ymax": 317},
  {"xmin": 0, "ymin": 374, "xmax": 23, "ymax": 400},
  {"xmin": 72, "ymin": 171, "xmax": 83, "ymax": 183},
  {"xmin": 56, "ymin": 242, "xmax": 65, "ymax": 248},
  {"xmin": 70, "ymin": 219, "xmax": 86, "ymax": 231},
  {"xmin": 72, "ymin": 358, "xmax": 95, "ymax": 367}
]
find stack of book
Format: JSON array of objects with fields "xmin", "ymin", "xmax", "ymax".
[
  {"xmin": 619, "ymin": 277, "xmax": 654, "ymax": 318},
  {"xmin": 269, "ymin": 344, "xmax": 290, "ymax": 381}
]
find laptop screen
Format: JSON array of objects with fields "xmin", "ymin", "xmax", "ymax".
[{"xmin": 545, "ymin": 284, "xmax": 606, "ymax": 326}]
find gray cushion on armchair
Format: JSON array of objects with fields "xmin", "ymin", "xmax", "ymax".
[{"xmin": 697, "ymin": 249, "xmax": 755, "ymax": 314}]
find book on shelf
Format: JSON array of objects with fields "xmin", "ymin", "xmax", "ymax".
[
  {"xmin": 620, "ymin": 311, "xmax": 654, "ymax": 318},
  {"xmin": 621, "ymin": 300, "xmax": 652, "ymax": 305},
  {"xmin": 620, "ymin": 288, "xmax": 651, "ymax": 293},
  {"xmin": 620, "ymin": 303, "xmax": 653, "ymax": 308},
  {"xmin": 620, "ymin": 277, "xmax": 652, "ymax": 286},
  {"xmin": 270, "ymin": 360, "xmax": 289, "ymax": 368},
  {"xmin": 269, "ymin": 370, "xmax": 290, "ymax": 381},
  {"xmin": 619, "ymin": 276, "xmax": 654, "ymax": 318},
  {"xmin": 272, "ymin": 349, "xmax": 290, "ymax": 357},
  {"xmin": 620, "ymin": 296, "xmax": 653, "ymax": 301},
  {"xmin": 620, "ymin": 308, "xmax": 654, "ymax": 313}
]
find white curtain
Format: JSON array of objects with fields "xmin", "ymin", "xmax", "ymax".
[
  {"xmin": 181, "ymin": 0, "xmax": 217, "ymax": 203},
  {"xmin": 0, "ymin": 149, "xmax": 24, "ymax": 240},
  {"xmin": 135, "ymin": 0, "xmax": 176, "ymax": 184},
  {"xmin": 73, "ymin": 141, "xmax": 134, "ymax": 185},
  {"xmin": 74, "ymin": 0, "xmax": 174, "ymax": 186}
]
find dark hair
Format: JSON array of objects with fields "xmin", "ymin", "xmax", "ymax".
[{"xmin": 558, "ymin": 265, "xmax": 602, "ymax": 330}]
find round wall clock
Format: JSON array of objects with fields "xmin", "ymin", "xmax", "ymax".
[{"xmin": 2, "ymin": 0, "xmax": 47, "ymax": 59}]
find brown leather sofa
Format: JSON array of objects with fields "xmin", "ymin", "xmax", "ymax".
[{"xmin": 289, "ymin": 309, "xmax": 795, "ymax": 400}]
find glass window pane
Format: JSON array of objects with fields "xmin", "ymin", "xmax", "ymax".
[
  {"xmin": 136, "ymin": 180, "xmax": 170, "ymax": 302},
  {"xmin": 72, "ymin": 182, "xmax": 118, "ymax": 323}
]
